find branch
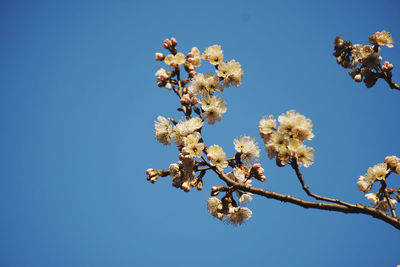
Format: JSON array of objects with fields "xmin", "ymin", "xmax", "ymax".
[
  {"xmin": 202, "ymin": 157, "xmax": 400, "ymax": 230},
  {"xmin": 377, "ymin": 64, "xmax": 400, "ymax": 91},
  {"xmin": 380, "ymin": 179, "xmax": 397, "ymax": 218},
  {"xmin": 290, "ymin": 160, "xmax": 354, "ymax": 208}
]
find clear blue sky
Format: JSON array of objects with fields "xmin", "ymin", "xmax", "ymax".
[{"xmin": 1, "ymin": 0, "xmax": 399, "ymax": 266}]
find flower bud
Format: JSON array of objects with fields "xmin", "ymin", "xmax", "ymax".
[
  {"xmin": 365, "ymin": 193, "xmax": 379, "ymax": 206},
  {"xmin": 146, "ymin": 168, "xmax": 158, "ymax": 177},
  {"xmin": 334, "ymin": 36, "xmax": 345, "ymax": 49},
  {"xmin": 252, "ymin": 163, "xmax": 262, "ymax": 171},
  {"xmin": 171, "ymin": 37, "xmax": 178, "ymax": 46},
  {"xmin": 382, "ymin": 61, "xmax": 394, "ymax": 71},
  {"xmin": 276, "ymin": 157, "xmax": 287, "ymax": 167},
  {"xmin": 163, "ymin": 38, "xmax": 172, "ymax": 49},
  {"xmin": 211, "ymin": 186, "xmax": 225, "ymax": 196},
  {"xmin": 181, "ymin": 181, "xmax": 191, "ymax": 192},
  {"xmin": 197, "ymin": 180, "xmax": 203, "ymax": 191},
  {"xmin": 354, "ymin": 73, "xmax": 362, "ymax": 82},
  {"xmin": 190, "ymin": 177, "xmax": 198, "ymax": 187},
  {"xmin": 155, "ymin": 52, "xmax": 165, "ymax": 61},
  {"xmin": 258, "ymin": 175, "xmax": 267, "ymax": 182},
  {"xmin": 385, "ymin": 156, "xmax": 399, "ymax": 170}
]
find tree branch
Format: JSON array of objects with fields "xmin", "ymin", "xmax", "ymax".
[
  {"xmin": 290, "ymin": 160, "xmax": 354, "ymax": 208},
  {"xmin": 202, "ymin": 157, "xmax": 400, "ymax": 230},
  {"xmin": 380, "ymin": 179, "xmax": 397, "ymax": 218},
  {"xmin": 376, "ymin": 64, "xmax": 400, "ymax": 91}
]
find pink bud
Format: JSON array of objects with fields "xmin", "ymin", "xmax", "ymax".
[
  {"xmin": 171, "ymin": 37, "xmax": 178, "ymax": 46},
  {"xmin": 180, "ymin": 96, "xmax": 190, "ymax": 105},
  {"xmin": 158, "ymin": 74, "xmax": 168, "ymax": 81},
  {"xmin": 383, "ymin": 61, "xmax": 394, "ymax": 71},
  {"xmin": 252, "ymin": 163, "xmax": 261, "ymax": 170},
  {"xmin": 163, "ymin": 38, "xmax": 172, "ymax": 48}
]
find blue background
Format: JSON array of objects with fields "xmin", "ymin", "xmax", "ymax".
[{"xmin": 1, "ymin": 0, "xmax": 399, "ymax": 266}]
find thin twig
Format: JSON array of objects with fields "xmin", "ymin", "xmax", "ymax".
[
  {"xmin": 290, "ymin": 160, "xmax": 354, "ymax": 208},
  {"xmin": 380, "ymin": 179, "xmax": 397, "ymax": 218},
  {"xmin": 376, "ymin": 64, "xmax": 400, "ymax": 91}
]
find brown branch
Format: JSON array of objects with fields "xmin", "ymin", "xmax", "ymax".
[
  {"xmin": 376, "ymin": 65, "xmax": 400, "ymax": 91},
  {"xmin": 380, "ymin": 179, "xmax": 397, "ymax": 218},
  {"xmin": 201, "ymin": 156, "xmax": 400, "ymax": 230},
  {"xmin": 290, "ymin": 160, "xmax": 354, "ymax": 208}
]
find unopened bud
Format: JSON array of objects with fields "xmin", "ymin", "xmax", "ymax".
[
  {"xmin": 190, "ymin": 177, "xmax": 198, "ymax": 187},
  {"xmin": 181, "ymin": 181, "xmax": 191, "ymax": 192},
  {"xmin": 197, "ymin": 180, "xmax": 203, "ymax": 191},
  {"xmin": 276, "ymin": 157, "xmax": 287, "ymax": 167},
  {"xmin": 334, "ymin": 36, "xmax": 345, "ymax": 49},
  {"xmin": 211, "ymin": 186, "xmax": 225, "ymax": 196},
  {"xmin": 146, "ymin": 168, "xmax": 158, "ymax": 177},
  {"xmin": 163, "ymin": 38, "xmax": 172, "ymax": 49},
  {"xmin": 157, "ymin": 74, "xmax": 169, "ymax": 81},
  {"xmin": 354, "ymin": 73, "xmax": 362, "ymax": 82},
  {"xmin": 252, "ymin": 163, "xmax": 262, "ymax": 171},
  {"xmin": 258, "ymin": 175, "xmax": 267, "ymax": 182},
  {"xmin": 189, "ymin": 70, "xmax": 196, "ymax": 77},
  {"xmin": 180, "ymin": 94, "xmax": 191, "ymax": 105},
  {"xmin": 155, "ymin": 52, "xmax": 165, "ymax": 61},
  {"xmin": 171, "ymin": 37, "xmax": 178, "ymax": 46},
  {"xmin": 211, "ymin": 186, "xmax": 219, "ymax": 191},
  {"xmin": 382, "ymin": 61, "xmax": 394, "ymax": 71}
]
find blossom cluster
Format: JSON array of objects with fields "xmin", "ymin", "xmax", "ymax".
[
  {"xmin": 259, "ymin": 110, "xmax": 314, "ymax": 167},
  {"xmin": 149, "ymin": 37, "xmax": 318, "ymax": 226},
  {"xmin": 207, "ymin": 196, "xmax": 252, "ymax": 225},
  {"xmin": 357, "ymin": 156, "xmax": 400, "ymax": 211},
  {"xmin": 148, "ymin": 35, "xmax": 400, "ymax": 229},
  {"xmin": 151, "ymin": 37, "xmax": 258, "ymax": 225},
  {"xmin": 333, "ymin": 30, "xmax": 395, "ymax": 88}
]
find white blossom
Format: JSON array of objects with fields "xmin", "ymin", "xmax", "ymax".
[
  {"xmin": 234, "ymin": 136, "xmax": 260, "ymax": 164},
  {"xmin": 154, "ymin": 116, "xmax": 173, "ymax": 145},
  {"xmin": 225, "ymin": 207, "xmax": 252, "ymax": 225}
]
